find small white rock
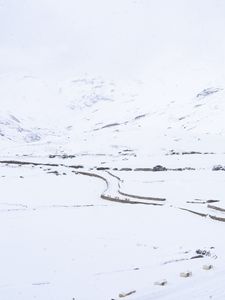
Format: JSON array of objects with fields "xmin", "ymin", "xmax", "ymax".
[
  {"xmin": 203, "ymin": 264, "xmax": 213, "ymax": 270},
  {"xmin": 180, "ymin": 271, "xmax": 192, "ymax": 278}
]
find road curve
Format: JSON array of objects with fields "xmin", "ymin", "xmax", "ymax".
[{"xmin": 0, "ymin": 159, "xmax": 225, "ymax": 221}]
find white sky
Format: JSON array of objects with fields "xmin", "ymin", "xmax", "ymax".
[{"xmin": 0, "ymin": 0, "xmax": 225, "ymax": 81}]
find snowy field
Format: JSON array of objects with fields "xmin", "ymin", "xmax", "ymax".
[{"xmin": 0, "ymin": 162, "xmax": 225, "ymax": 300}]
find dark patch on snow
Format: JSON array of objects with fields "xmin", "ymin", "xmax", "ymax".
[
  {"xmin": 101, "ymin": 123, "xmax": 120, "ymax": 129},
  {"xmin": 212, "ymin": 165, "xmax": 225, "ymax": 171},
  {"xmin": 134, "ymin": 113, "xmax": 147, "ymax": 120},
  {"xmin": 167, "ymin": 150, "xmax": 215, "ymax": 156},
  {"xmin": 152, "ymin": 165, "xmax": 167, "ymax": 172},
  {"xmin": 96, "ymin": 167, "xmax": 110, "ymax": 171},
  {"xmin": 24, "ymin": 133, "xmax": 41, "ymax": 142},
  {"xmin": 49, "ymin": 154, "xmax": 76, "ymax": 159},
  {"xmin": 69, "ymin": 165, "xmax": 84, "ymax": 169},
  {"xmin": 119, "ymin": 168, "xmax": 133, "ymax": 171},
  {"xmin": 134, "ymin": 168, "xmax": 153, "ymax": 171},
  {"xmin": 196, "ymin": 87, "xmax": 222, "ymax": 99},
  {"xmin": 10, "ymin": 114, "xmax": 20, "ymax": 123}
]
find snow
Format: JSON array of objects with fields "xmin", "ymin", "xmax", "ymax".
[
  {"xmin": 0, "ymin": 164, "xmax": 225, "ymax": 300},
  {"xmin": 1, "ymin": 0, "xmax": 225, "ymax": 299},
  {"xmin": 0, "ymin": 163, "xmax": 225, "ymax": 299}
]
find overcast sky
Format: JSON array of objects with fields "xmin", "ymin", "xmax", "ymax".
[{"xmin": 0, "ymin": 0, "xmax": 225, "ymax": 81}]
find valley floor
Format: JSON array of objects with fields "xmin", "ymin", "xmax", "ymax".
[{"xmin": 0, "ymin": 158, "xmax": 225, "ymax": 300}]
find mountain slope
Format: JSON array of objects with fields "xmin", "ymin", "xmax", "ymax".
[{"xmin": 0, "ymin": 0, "xmax": 225, "ymax": 157}]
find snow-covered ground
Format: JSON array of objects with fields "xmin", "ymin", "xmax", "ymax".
[{"xmin": 0, "ymin": 163, "xmax": 225, "ymax": 300}]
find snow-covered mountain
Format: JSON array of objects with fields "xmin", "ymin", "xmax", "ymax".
[
  {"xmin": 0, "ymin": 0, "xmax": 225, "ymax": 156},
  {"xmin": 0, "ymin": 73, "xmax": 225, "ymax": 156}
]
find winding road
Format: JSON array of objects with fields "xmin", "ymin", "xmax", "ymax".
[{"xmin": 0, "ymin": 159, "xmax": 225, "ymax": 222}]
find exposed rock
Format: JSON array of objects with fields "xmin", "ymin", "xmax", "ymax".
[
  {"xmin": 154, "ymin": 279, "xmax": 167, "ymax": 286},
  {"xmin": 196, "ymin": 87, "xmax": 222, "ymax": 99},
  {"xmin": 119, "ymin": 290, "xmax": 136, "ymax": 298},
  {"xmin": 167, "ymin": 150, "xmax": 179, "ymax": 155},
  {"xmin": 191, "ymin": 255, "xmax": 204, "ymax": 259},
  {"xmin": 182, "ymin": 151, "xmax": 201, "ymax": 155},
  {"xmin": 134, "ymin": 168, "xmax": 152, "ymax": 171},
  {"xmin": 69, "ymin": 165, "xmax": 84, "ymax": 169},
  {"xmin": 24, "ymin": 132, "xmax": 41, "ymax": 143},
  {"xmin": 152, "ymin": 165, "xmax": 167, "ymax": 172},
  {"xmin": 134, "ymin": 113, "xmax": 147, "ymax": 120},
  {"xmin": 119, "ymin": 168, "xmax": 132, "ymax": 171},
  {"xmin": 102, "ymin": 123, "xmax": 120, "ymax": 129},
  {"xmin": 196, "ymin": 249, "xmax": 211, "ymax": 257},
  {"xmin": 212, "ymin": 165, "xmax": 225, "ymax": 171},
  {"xmin": 167, "ymin": 150, "xmax": 215, "ymax": 156},
  {"xmin": 49, "ymin": 154, "xmax": 76, "ymax": 159},
  {"xmin": 47, "ymin": 171, "xmax": 59, "ymax": 176}
]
